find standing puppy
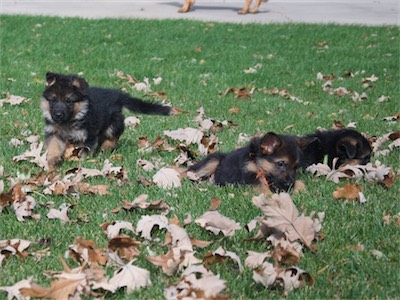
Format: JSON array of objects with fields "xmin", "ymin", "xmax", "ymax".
[
  {"xmin": 300, "ymin": 129, "xmax": 372, "ymax": 169},
  {"xmin": 40, "ymin": 72, "xmax": 172, "ymax": 169},
  {"xmin": 189, "ymin": 132, "xmax": 316, "ymax": 194}
]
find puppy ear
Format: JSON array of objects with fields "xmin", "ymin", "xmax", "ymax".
[
  {"xmin": 45, "ymin": 72, "xmax": 58, "ymax": 87},
  {"xmin": 296, "ymin": 136, "xmax": 318, "ymax": 150},
  {"xmin": 339, "ymin": 142, "xmax": 357, "ymax": 159},
  {"xmin": 71, "ymin": 77, "xmax": 89, "ymax": 91},
  {"xmin": 260, "ymin": 132, "xmax": 282, "ymax": 155}
]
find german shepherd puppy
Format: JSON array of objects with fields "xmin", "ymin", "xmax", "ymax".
[
  {"xmin": 188, "ymin": 132, "xmax": 315, "ymax": 194},
  {"xmin": 40, "ymin": 72, "xmax": 172, "ymax": 169},
  {"xmin": 178, "ymin": 0, "xmax": 268, "ymax": 14},
  {"xmin": 300, "ymin": 128, "xmax": 372, "ymax": 169}
]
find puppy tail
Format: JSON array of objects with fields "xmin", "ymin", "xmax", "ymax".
[
  {"xmin": 120, "ymin": 93, "xmax": 172, "ymax": 116},
  {"xmin": 189, "ymin": 153, "xmax": 225, "ymax": 180}
]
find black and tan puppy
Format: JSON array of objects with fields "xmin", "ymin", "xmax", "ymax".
[
  {"xmin": 300, "ymin": 128, "xmax": 372, "ymax": 169},
  {"xmin": 189, "ymin": 132, "xmax": 315, "ymax": 194},
  {"xmin": 40, "ymin": 72, "xmax": 172, "ymax": 169}
]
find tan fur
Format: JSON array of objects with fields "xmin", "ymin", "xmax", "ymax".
[
  {"xmin": 46, "ymin": 136, "xmax": 66, "ymax": 170},
  {"xmin": 245, "ymin": 161, "xmax": 258, "ymax": 173},
  {"xmin": 257, "ymin": 158, "xmax": 281, "ymax": 175},
  {"xmin": 179, "ymin": 0, "xmax": 267, "ymax": 14},
  {"xmin": 101, "ymin": 138, "xmax": 118, "ymax": 151},
  {"xmin": 195, "ymin": 159, "xmax": 220, "ymax": 178}
]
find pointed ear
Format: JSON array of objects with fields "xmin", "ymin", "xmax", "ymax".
[
  {"xmin": 341, "ymin": 142, "xmax": 357, "ymax": 159},
  {"xmin": 296, "ymin": 136, "xmax": 318, "ymax": 150},
  {"xmin": 45, "ymin": 72, "xmax": 58, "ymax": 87},
  {"xmin": 260, "ymin": 132, "xmax": 282, "ymax": 155},
  {"xmin": 71, "ymin": 77, "xmax": 89, "ymax": 91}
]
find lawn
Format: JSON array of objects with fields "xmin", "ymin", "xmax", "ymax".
[{"xmin": 0, "ymin": 15, "xmax": 399, "ymax": 299}]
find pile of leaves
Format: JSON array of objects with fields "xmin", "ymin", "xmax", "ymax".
[{"xmin": 0, "ymin": 192, "xmax": 320, "ymax": 299}]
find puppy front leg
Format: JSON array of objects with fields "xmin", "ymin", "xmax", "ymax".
[
  {"xmin": 46, "ymin": 135, "xmax": 66, "ymax": 171},
  {"xmin": 239, "ymin": 0, "xmax": 252, "ymax": 14}
]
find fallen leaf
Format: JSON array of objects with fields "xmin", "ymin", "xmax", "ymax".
[
  {"xmin": 332, "ymin": 183, "xmax": 362, "ymax": 201},
  {"xmin": 146, "ymin": 249, "xmax": 184, "ymax": 276},
  {"xmin": 108, "ymin": 260, "xmax": 151, "ymax": 293},
  {"xmin": 164, "ymin": 264, "xmax": 227, "ymax": 299},
  {"xmin": 46, "ymin": 203, "xmax": 71, "ymax": 224},
  {"xmin": 101, "ymin": 221, "xmax": 135, "ymax": 239},
  {"xmin": 0, "ymin": 93, "xmax": 29, "ymax": 106},
  {"xmin": 164, "ymin": 127, "xmax": 204, "ymax": 145},
  {"xmin": 204, "ymin": 246, "xmax": 243, "ymax": 272},
  {"xmin": 253, "ymin": 193, "xmax": 315, "ymax": 248},
  {"xmin": 195, "ymin": 210, "xmax": 241, "ymax": 237},
  {"xmin": 245, "ymin": 251, "xmax": 272, "ymax": 269},
  {"xmin": 0, "ymin": 278, "xmax": 33, "ymax": 300},
  {"xmin": 136, "ymin": 215, "xmax": 169, "ymax": 240},
  {"xmin": 153, "ymin": 167, "xmax": 182, "ymax": 189},
  {"xmin": 108, "ymin": 236, "xmax": 141, "ymax": 261}
]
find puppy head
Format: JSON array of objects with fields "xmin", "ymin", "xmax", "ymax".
[
  {"xmin": 253, "ymin": 133, "xmax": 315, "ymax": 193},
  {"xmin": 41, "ymin": 72, "xmax": 89, "ymax": 124},
  {"xmin": 334, "ymin": 129, "xmax": 371, "ymax": 167}
]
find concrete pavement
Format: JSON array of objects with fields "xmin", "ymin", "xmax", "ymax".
[{"xmin": 1, "ymin": 0, "xmax": 398, "ymax": 25}]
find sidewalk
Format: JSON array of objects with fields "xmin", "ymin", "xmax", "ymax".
[{"xmin": 1, "ymin": 0, "xmax": 398, "ymax": 25}]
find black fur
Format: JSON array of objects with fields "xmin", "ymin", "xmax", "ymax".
[
  {"xmin": 40, "ymin": 72, "xmax": 171, "ymax": 168},
  {"xmin": 300, "ymin": 128, "xmax": 372, "ymax": 169},
  {"xmin": 189, "ymin": 132, "xmax": 315, "ymax": 193}
]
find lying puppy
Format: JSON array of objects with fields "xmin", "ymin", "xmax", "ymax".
[
  {"xmin": 189, "ymin": 132, "xmax": 315, "ymax": 194},
  {"xmin": 300, "ymin": 128, "xmax": 372, "ymax": 169},
  {"xmin": 179, "ymin": 0, "xmax": 268, "ymax": 14},
  {"xmin": 40, "ymin": 72, "xmax": 172, "ymax": 169}
]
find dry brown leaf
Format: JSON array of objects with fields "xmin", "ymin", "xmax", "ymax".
[
  {"xmin": 204, "ymin": 246, "xmax": 243, "ymax": 272},
  {"xmin": 46, "ymin": 204, "xmax": 71, "ymax": 224},
  {"xmin": 101, "ymin": 221, "xmax": 135, "ymax": 239},
  {"xmin": 253, "ymin": 263, "xmax": 314, "ymax": 292},
  {"xmin": 332, "ymin": 183, "xmax": 362, "ymax": 201},
  {"xmin": 0, "ymin": 93, "xmax": 29, "ymax": 106},
  {"xmin": 136, "ymin": 215, "xmax": 169, "ymax": 240},
  {"xmin": 195, "ymin": 210, "xmax": 241, "ymax": 237},
  {"xmin": 277, "ymin": 266, "xmax": 315, "ymax": 292},
  {"xmin": 118, "ymin": 194, "xmax": 170, "ymax": 213},
  {"xmin": 13, "ymin": 142, "xmax": 49, "ymax": 170},
  {"xmin": 164, "ymin": 264, "xmax": 227, "ymax": 299},
  {"xmin": 108, "ymin": 236, "xmax": 141, "ymax": 261},
  {"xmin": 136, "ymin": 158, "xmax": 156, "ymax": 171},
  {"xmin": 223, "ymin": 87, "xmax": 252, "ymax": 99},
  {"xmin": 108, "ymin": 260, "xmax": 151, "ymax": 293},
  {"xmin": 164, "ymin": 127, "xmax": 204, "ymax": 145},
  {"xmin": 21, "ymin": 278, "xmax": 84, "ymax": 300},
  {"xmin": 245, "ymin": 251, "xmax": 272, "ymax": 269},
  {"xmin": 68, "ymin": 237, "xmax": 107, "ymax": 266},
  {"xmin": 13, "ymin": 196, "xmax": 40, "ymax": 222},
  {"xmin": 153, "ymin": 167, "xmax": 182, "ymax": 189},
  {"xmin": 146, "ymin": 249, "xmax": 185, "ymax": 276},
  {"xmin": 0, "ymin": 278, "xmax": 32, "ymax": 299},
  {"xmin": 253, "ymin": 193, "xmax": 315, "ymax": 248}
]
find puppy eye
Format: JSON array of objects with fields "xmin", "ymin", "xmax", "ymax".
[
  {"xmin": 275, "ymin": 161, "xmax": 286, "ymax": 168},
  {"xmin": 47, "ymin": 97, "xmax": 57, "ymax": 103},
  {"xmin": 64, "ymin": 98, "xmax": 73, "ymax": 104}
]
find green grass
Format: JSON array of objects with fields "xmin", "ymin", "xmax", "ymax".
[{"xmin": 1, "ymin": 15, "xmax": 399, "ymax": 299}]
